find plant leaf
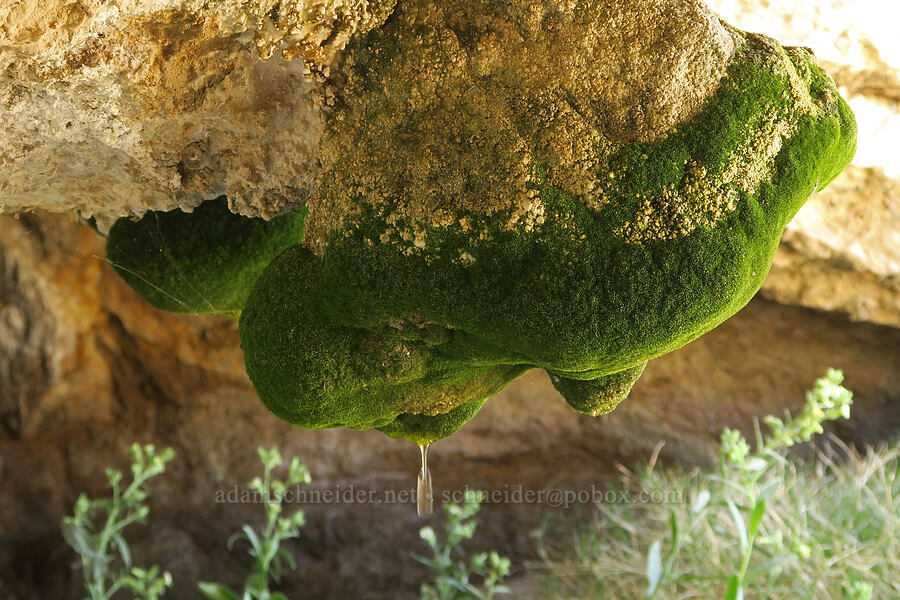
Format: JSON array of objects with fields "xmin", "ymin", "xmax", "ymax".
[
  {"xmin": 226, "ymin": 531, "xmax": 246, "ymax": 551},
  {"xmin": 197, "ymin": 582, "xmax": 240, "ymax": 600},
  {"xmin": 748, "ymin": 499, "xmax": 766, "ymax": 537},
  {"xmin": 744, "ymin": 457, "xmax": 768, "ymax": 472},
  {"xmin": 645, "ymin": 539, "xmax": 663, "ymax": 596},
  {"xmin": 112, "ymin": 533, "xmax": 132, "ymax": 568},
  {"xmin": 725, "ymin": 575, "xmax": 742, "ymax": 600},
  {"xmin": 746, "ymin": 556, "xmax": 794, "ymax": 580},
  {"xmin": 275, "ymin": 548, "xmax": 297, "ymax": 571},
  {"xmin": 669, "ymin": 509, "xmax": 679, "ymax": 544},
  {"xmin": 410, "ymin": 553, "xmax": 439, "ymax": 569},
  {"xmin": 240, "ymin": 525, "xmax": 264, "ymax": 557},
  {"xmin": 692, "ymin": 489, "xmax": 711, "ymax": 515},
  {"xmin": 756, "ymin": 478, "xmax": 781, "ymax": 503},
  {"xmin": 726, "ymin": 499, "xmax": 748, "ymax": 552},
  {"xmin": 61, "ymin": 521, "xmax": 95, "ymax": 557}
]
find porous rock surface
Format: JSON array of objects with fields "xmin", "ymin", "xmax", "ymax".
[
  {"xmin": 0, "ymin": 0, "xmax": 393, "ymax": 220},
  {"xmin": 0, "ymin": 0, "xmax": 735, "ymax": 221},
  {"xmin": 305, "ymin": 0, "xmax": 738, "ymax": 251}
]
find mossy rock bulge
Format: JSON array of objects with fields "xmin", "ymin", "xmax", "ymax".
[
  {"xmin": 106, "ymin": 198, "xmax": 307, "ymax": 318},
  {"xmin": 104, "ymin": 0, "xmax": 856, "ymax": 446},
  {"xmin": 239, "ymin": 1, "xmax": 856, "ymax": 444}
]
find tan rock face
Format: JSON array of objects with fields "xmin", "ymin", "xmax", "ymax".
[
  {"xmin": 0, "ymin": 0, "xmax": 392, "ymax": 220},
  {"xmin": 1, "ymin": 0, "xmax": 737, "ymax": 225}
]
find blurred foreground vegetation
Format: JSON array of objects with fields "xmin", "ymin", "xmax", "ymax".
[{"xmin": 531, "ymin": 370, "xmax": 899, "ymax": 599}]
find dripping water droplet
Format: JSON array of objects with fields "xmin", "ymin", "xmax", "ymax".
[{"xmin": 417, "ymin": 442, "xmax": 433, "ymax": 519}]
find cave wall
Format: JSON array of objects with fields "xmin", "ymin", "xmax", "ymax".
[{"xmin": 1, "ymin": 210, "xmax": 898, "ymax": 599}]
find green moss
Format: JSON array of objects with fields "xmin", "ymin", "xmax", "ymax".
[
  {"xmin": 106, "ymin": 198, "xmax": 306, "ymax": 318},
  {"xmin": 377, "ymin": 400, "xmax": 488, "ymax": 446},
  {"xmin": 239, "ymin": 31, "xmax": 855, "ymax": 444},
  {"xmin": 550, "ymin": 364, "xmax": 647, "ymax": 416},
  {"xmin": 239, "ymin": 244, "xmax": 528, "ymax": 441}
]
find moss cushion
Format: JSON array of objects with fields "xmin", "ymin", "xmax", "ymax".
[{"xmin": 106, "ymin": 198, "xmax": 307, "ymax": 318}]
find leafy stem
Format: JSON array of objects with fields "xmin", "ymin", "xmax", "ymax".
[
  {"xmin": 415, "ymin": 490, "xmax": 512, "ymax": 600},
  {"xmin": 645, "ymin": 369, "xmax": 854, "ymax": 600},
  {"xmin": 198, "ymin": 447, "xmax": 310, "ymax": 600},
  {"xmin": 62, "ymin": 443, "xmax": 175, "ymax": 600}
]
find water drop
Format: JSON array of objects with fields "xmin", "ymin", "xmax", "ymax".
[{"xmin": 417, "ymin": 442, "xmax": 433, "ymax": 519}]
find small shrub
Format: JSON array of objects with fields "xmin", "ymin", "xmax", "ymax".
[
  {"xmin": 415, "ymin": 490, "xmax": 512, "ymax": 600},
  {"xmin": 198, "ymin": 447, "xmax": 310, "ymax": 600},
  {"xmin": 62, "ymin": 444, "xmax": 175, "ymax": 600}
]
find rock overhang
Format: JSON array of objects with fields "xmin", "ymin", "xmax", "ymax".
[{"xmin": 0, "ymin": 0, "xmax": 857, "ymax": 445}]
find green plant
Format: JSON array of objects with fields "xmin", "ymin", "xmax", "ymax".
[
  {"xmin": 415, "ymin": 490, "xmax": 512, "ymax": 600},
  {"xmin": 644, "ymin": 369, "xmax": 854, "ymax": 599},
  {"xmin": 709, "ymin": 369, "xmax": 854, "ymax": 599},
  {"xmin": 537, "ymin": 369, "xmax": 897, "ymax": 599},
  {"xmin": 62, "ymin": 443, "xmax": 176, "ymax": 600},
  {"xmin": 199, "ymin": 447, "xmax": 310, "ymax": 600}
]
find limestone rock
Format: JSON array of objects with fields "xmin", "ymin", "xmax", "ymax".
[
  {"xmin": 0, "ymin": 0, "xmax": 737, "ymax": 224},
  {"xmin": 0, "ymin": 0, "xmax": 393, "ymax": 220}
]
